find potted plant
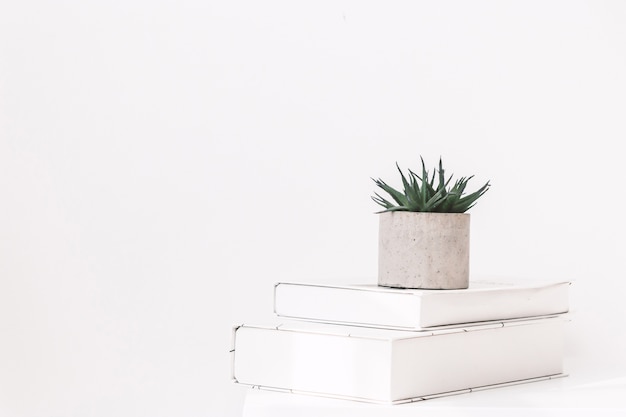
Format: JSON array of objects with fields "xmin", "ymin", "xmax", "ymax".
[{"xmin": 372, "ymin": 157, "xmax": 489, "ymax": 290}]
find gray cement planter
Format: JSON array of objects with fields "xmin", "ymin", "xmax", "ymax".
[{"xmin": 378, "ymin": 212, "xmax": 470, "ymax": 289}]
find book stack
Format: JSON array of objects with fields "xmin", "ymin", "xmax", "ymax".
[{"xmin": 231, "ymin": 280, "xmax": 570, "ymax": 404}]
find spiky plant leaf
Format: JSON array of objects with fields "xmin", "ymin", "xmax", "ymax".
[
  {"xmin": 371, "ymin": 179, "xmax": 408, "ymax": 207},
  {"xmin": 371, "ymin": 157, "xmax": 490, "ymax": 213}
]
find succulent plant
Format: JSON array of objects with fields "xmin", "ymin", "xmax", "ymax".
[{"xmin": 372, "ymin": 157, "xmax": 490, "ymax": 213}]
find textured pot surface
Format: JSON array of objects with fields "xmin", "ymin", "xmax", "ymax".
[{"xmin": 378, "ymin": 212, "xmax": 470, "ymax": 290}]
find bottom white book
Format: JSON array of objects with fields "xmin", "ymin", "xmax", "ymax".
[{"xmin": 231, "ymin": 316, "xmax": 566, "ymax": 404}]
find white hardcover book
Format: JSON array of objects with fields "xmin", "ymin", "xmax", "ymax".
[
  {"xmin": 274, "ymin": 280, "xmax": 570, "ymax": 330},
  {"xmin": 231, "ymin": 317, "xmax": 566, "ymax": 404}
]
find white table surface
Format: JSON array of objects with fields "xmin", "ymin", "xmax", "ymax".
[{"xmin": 241, "ymin": 373, "xmax": 626, "ymax": 417}]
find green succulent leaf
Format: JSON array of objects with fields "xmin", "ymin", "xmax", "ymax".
[{"xmin": 371, "ymin": 157, "xmax": 490, "ymax": 213}]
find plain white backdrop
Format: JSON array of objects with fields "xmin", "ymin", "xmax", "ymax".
[{"xmin": 1, "ymin": 1, "xmax": 625, "ymax": 416}]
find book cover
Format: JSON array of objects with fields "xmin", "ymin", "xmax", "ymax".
[
  {"xmin": 274, "ymin": 280, "xmax": 570, "ymax": 330},
  {"xmin": 231, "ymin": 317, "xmax": 566, "ymax": 404}
]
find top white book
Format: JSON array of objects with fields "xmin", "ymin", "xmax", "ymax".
[{"xmin": 274, "ymin": 280, "xmax": 570, "ymax": 330}]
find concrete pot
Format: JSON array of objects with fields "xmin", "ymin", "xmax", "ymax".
[{"xmin": 378, "ymin": 211, "xmax": 470, "ymax": 290}]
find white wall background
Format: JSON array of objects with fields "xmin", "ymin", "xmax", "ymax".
[{"xmin": 1, "ymin": 1, "xmax": 625, "ymax": 416}]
